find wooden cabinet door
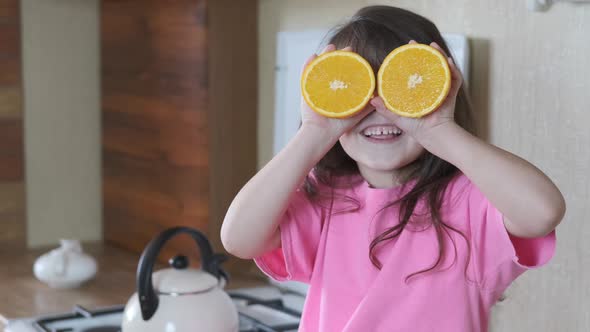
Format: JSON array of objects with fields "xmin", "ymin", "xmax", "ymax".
[
  {"xmin": 102, "ymin": 0, "xmax": 210, "ymax": 262},
  {"xmin": 0, "ymin": 0, "xmax": 25, "ymax": 250},
  {"xmin": 102, "ymin": 0, "xmax": 258, "ymax": 268}
]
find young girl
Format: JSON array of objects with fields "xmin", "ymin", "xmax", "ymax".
[{"xmin": 221, "ymin": 5, "xmax": 565, "ymax": 332}]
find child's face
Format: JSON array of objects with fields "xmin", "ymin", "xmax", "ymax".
[{"xmin": 339, "ymin": 109, "xmax": 425, "ymax": 173}]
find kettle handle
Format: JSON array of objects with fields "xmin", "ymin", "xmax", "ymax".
[{"xmin": 136, "ymin": 226, "xmax": 228, "ymax": 321}]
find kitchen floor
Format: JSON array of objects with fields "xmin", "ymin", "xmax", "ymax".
[{"xmin": 0, "ymin": 243, "xmax": 266, "ymax": 327}]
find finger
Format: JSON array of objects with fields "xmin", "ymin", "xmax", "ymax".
[
  {"xmin": 409, "ymin": 39, "xmax": 418, "ymax": 44},
  {"xmin": 448, "ymin": 57, "xmax": 457, "ymax": 74},
  {"xmin": 430, "ymin": 42, "xmax": 448, "ymax": 58},
  {"xmin": 447, "ymin": 58, "xmax": 464, "ymax": 95},
  {"xmin": 448, "ymin": 57, "xmax": 462, "ymax": 83},
  {"xmin": 320, "ymin": 43, "xmax": 336, "ymax": 55},
  {"xmin": 370, "ymin": 96, "xmax": 400, "ymax": 122},
  {"xmin": 429, "ymin": 42, "xmax": 456, "ymax": 78},
  {"xmin": 341, "ymin": 46, "xmax": 353, "ymax": 52},
  {"xmin": 444, "ymin": 55, "xmax": 460, "ymax": 81}
]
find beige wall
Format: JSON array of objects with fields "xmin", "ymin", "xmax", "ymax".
[
  {"xmin": 21, "ymin": 0, "xmax": 101, "ymax": 247},
  {"xmin": 258, "ymin": 0, "xmax": 589, "ymax": 331}
]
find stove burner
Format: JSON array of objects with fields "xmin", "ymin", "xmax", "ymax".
[
  {"xmin": 21, "ymin": 287, "xmax": 302, "ymax": 332},
  {"xmin": 82, "ymin": 327, "xmax": 120, "ymax": 332}
]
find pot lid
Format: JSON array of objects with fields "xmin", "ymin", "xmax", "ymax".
[{"xmin": 151, "ymin": 255, "xmax": 219, "ymax": 295}]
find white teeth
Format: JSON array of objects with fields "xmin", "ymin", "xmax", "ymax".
[{"xmin": 363, "ymin": 127, "xmax": 403, "ymax": 137}]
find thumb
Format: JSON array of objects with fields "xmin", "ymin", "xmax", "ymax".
[{"xmin": 370, "ymin": 96, "xmax": 400, "ymax": 123}]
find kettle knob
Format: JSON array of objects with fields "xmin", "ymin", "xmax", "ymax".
[{"xmin": 169, "ymin": 255, "xmax": 189, "ymax": 269}]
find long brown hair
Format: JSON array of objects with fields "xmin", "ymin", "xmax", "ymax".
[{"xmin": 303, "ymin": 5, "xmax": 477, "ymax": 282}]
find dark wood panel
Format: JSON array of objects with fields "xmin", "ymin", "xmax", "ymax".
[
  {"xmin": 0, "ymin": 0, "xmax": 24, "ymax": 250},
  {"xmin": 103, "ymin": 144, "xmax": 211, "ymax": 224},
  {"xmin": 0, "ymin": 119, "xmax": 23, "ymax": 181},
  {"xmin": 102, "ymin": 75, "xmax": 207, "ymax": 107},
  {"xmin": 102, "ymin": 0, "xmax": 259, "ymax": 274},
  {"xmin": 0, "ymin": 0, "xmax": 17, "ymax": 19},
  {"xmin": 0, "ymin": 183, "xmax": 25, "ymax": 247},
  {"xmin": 207, "ymin": 0, "xmax": 258, "ymax": 259},
  {"xmin": 102, "ymin": 110, "xmax": 208, "ymax": 166},
  {"xmin": 102, "ymin": 0, "xmax": 210, "ymax": 257},
  {"xmin": 0, "ymin": 22, "xmax": 19, "ymax": 55},
  {"xmin": 0, "ymin": 57, "xmax": 20, "ymax": 86}
]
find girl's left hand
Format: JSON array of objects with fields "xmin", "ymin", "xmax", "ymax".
[{"xmin": 370, "ymin": 40, "xmax": 464, "ymax": 143}]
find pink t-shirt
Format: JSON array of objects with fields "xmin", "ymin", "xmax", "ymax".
[{"xmin": 254, "ymin": 173, "xmax": 556, "ymax": 332}]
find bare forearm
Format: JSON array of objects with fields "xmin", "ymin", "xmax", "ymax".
[
  {"xmin": 419, "ymin": 122, "xmax": 565, "ymax": 237},
  {"xmin": 221, "ymin": 125, "xmax": 337, "ymax": 258}
]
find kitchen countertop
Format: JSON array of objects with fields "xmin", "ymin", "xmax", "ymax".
[{"xmin": 0, "ymin": 242, "xmax": 267, "ymax": 326}]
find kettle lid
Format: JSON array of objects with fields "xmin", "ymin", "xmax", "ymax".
[{"xmin": 152, "ymin": 255, "xmax": 218, "ymax": 294}]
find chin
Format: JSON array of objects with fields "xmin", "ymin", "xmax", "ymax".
[
  {"xmin": 358, "ymin": 157, "xmax": 413, "ymax": 172},
  {"xmin": 339, "ymin": 136, "xmax": 426, "ymax": 174}
]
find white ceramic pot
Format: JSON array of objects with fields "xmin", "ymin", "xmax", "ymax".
[{"xmin": 33, "ymin": 239, "xmax": 97, "ymax": 289}]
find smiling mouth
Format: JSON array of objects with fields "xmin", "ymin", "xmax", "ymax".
[{"xmin": 361, "ymin": 125, "xmax": 403, "ymax": 139}]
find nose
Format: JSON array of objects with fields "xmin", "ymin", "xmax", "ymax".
[{"xmin": 369, "ymin": 109, "xmax": 394, "ymax": 122}]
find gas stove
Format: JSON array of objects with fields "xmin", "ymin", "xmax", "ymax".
[{"xmin": 4, "ymin": 286, "xmax": 304, "ymax": 332}]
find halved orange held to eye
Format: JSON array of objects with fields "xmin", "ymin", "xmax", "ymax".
[
  {"xmin": 377, "ymin": 44, "xmax": 451, "ymax": 118},
  {"xmin": 301, "ymin": 51, "xmax": 376, "ymax": 118}
]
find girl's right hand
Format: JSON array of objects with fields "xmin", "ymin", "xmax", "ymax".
[
  {"xmin": 223, "ymin": 46, "xmax": 374, "ymax": 259},
  {"xmin": 300, "ymin": 44, "xmax": 374, "ymax": 141}
]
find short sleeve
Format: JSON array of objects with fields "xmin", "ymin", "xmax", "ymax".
[
  {"xmin": 463, "ymin": 176, "xmax": 556, "ymax": 294},
  {"xmin": 253, "ymin": 188, "xmax": 323, "ymax": 284}
]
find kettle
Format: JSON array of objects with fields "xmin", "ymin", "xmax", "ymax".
[{"xmin": 121, "ymin": 226, "xmax": 239, "ymax": 332}]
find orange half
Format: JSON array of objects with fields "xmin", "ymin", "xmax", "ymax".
[
  {"xmin": 377, "ymin": 44, "xmax": 451, "ymax": 118},
  {"xmin": 301, "ymin": 51, "xmax": 376, "ymax": 118}
]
